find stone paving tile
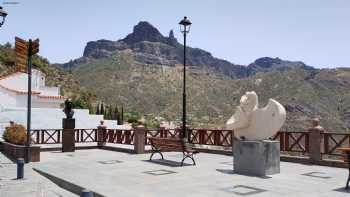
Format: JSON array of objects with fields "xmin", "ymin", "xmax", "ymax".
[
  {"xmin": 31, "ymin": 149, "xmax": 350, "ymax": 197},
  {"xmin": 0, "ymin": 153, "xmax": 77, "ymax": 197}
]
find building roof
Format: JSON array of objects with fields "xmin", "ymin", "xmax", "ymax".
[{"xmin": 0, "ymin": 70, "xmax": 65, "ymax": 100}]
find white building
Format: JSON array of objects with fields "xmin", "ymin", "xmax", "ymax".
[
  {"xmin": 0, "ymin": 70, "xmax": 64, "ymax": 108},
  {"xmin": 0, "ymin": 69, "xmax": 119, "ymax": 134}
]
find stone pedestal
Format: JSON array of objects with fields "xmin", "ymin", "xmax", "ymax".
[
  {"xmin": 97, "ymin": 125, "xmax": 107, "ymax": 148},
  {"xmin": 62, "ymin": 118, "xmax": 75, "ymax": 152},
  {"xmin": 233, "ymin": 140, "xmax": 280, "ymax": 176},
  {"xmin": 308, "ymin": 119, "xmax": 324, "ymax": 163},
  {"xmin": 134, "ymin": 125, "xmax": 146, "ymax": 154}
]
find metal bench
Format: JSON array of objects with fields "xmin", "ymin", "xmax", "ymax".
[{"xmin": 149, "ymin": 137, "xmax": 199, "ymax": 166}]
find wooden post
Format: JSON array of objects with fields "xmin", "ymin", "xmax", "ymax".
[{"xmin": 134, "ymin": 125, "xmax": 146, "ymax": 154}]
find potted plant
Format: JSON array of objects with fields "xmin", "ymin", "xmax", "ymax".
[{"xmin": 1, "ymin": 122, "xmax": 40, "ymax": 162}]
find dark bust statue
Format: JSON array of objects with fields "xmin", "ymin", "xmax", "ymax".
[{"xmin": 63, "ymin": 99, "xmax": 74, "ymax": 119}]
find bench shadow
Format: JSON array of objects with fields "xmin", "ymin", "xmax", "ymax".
[
  {"xmin": 333, "ymin": 187, "xmax": 350, "ymax": 193},
  {"xmin": 216, "ymin": 169, "xmax": 272, "ymax": 179},
  {"xmin": 143, "ymin": 159, "xmax": 192, "ymax": 167}
]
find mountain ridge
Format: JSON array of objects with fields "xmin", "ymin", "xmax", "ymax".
[
  {"xmin": 53, "ymin": 21, "xmax": 349, "ymax": 131},
  {"xmin": 67, "ymin": 21, "xmax": 315, "ymax": 79}
]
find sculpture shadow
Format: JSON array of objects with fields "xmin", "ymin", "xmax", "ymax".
[
  {"xmin": 143, "ymin": 159, "xmax": 191, "ymax": 167},
  {"xmin": 216, "ymin": 169, "xmax": 272, "ymax": 179}
]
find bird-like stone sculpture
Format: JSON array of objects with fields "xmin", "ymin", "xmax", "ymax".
[{"xmin": 226, "ymin": 91, "xmax": 286, "ymax": 140}]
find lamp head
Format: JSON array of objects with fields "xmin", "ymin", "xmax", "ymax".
[
  {"xmin": 179, "ymin": 16, "xmax": 192, "ymax": 34},
  {"xmin": 0, "ymin": 6, "xmax": 8, "ymax": 28}
]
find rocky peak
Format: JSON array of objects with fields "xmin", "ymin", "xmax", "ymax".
[
  {"xmin": 121, "ymin": 21, "xmax": 167, "ymax": 45},
  {"xmin": 247, "ymin": 57, "xmax": 314, "ymax": 75},
  {"xmin": 167, "ymin": 30, "xmax": 178, "ymax": 46},
  {"xmin": 253, "ymin": 57, "xmax": 283, "ymax": 68},
  {"xmin": 83, "ymin": 39, "xmax": 127, "ymax": 59}
]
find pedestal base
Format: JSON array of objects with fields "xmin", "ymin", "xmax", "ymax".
[
  {"xmin": 62, "ymin": 119, "xmax": 75, "ymax": 152},
  {"xmin": 233, "ymin": 140, "xmax": 280, "ymax": 176}
]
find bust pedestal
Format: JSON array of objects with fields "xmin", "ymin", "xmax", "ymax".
[
  {"xmin": 62, "ymin": 118, "xmax": 75, "ymax": 152},
  {"xmin": 233, "ymin": 140, "xmax": 280, "ymax": 177}
]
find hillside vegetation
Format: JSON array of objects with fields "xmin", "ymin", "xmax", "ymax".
[{"xmin": 69, "ymin": 49, "xmax": 350, "ymax": 132}]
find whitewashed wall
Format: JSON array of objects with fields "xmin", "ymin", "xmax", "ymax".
[
  {"xmin": 0, "ymin": 86, "xmax": 17, "ymax": 107},
  {"xmin": 0, "ymin": 106, "xmax": 119, "ymax": 136}
]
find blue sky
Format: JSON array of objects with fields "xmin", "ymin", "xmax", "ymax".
[{"xmin": 0, "ymin": 0, "xmax": 349, "ymax": 68}]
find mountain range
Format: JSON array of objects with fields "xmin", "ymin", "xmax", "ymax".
[
  {"xmin": 1, "ymin": 21, "xmax": 349, "ymax": 132},
  {"xmin": 57, "ymin": 21, "xmax": 350, "ymax": 132}
]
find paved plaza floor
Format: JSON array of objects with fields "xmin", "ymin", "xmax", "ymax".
[
  {"xmin": 0, "ymin": 152, "xmax": 77, "ymax": 197},
  {"xmin": 28, "ymin": 149, "xmax": 350, "ymax": 197}
]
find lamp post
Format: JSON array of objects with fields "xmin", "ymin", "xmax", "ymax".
[
  {"xmin": 0, "ymin": 6, "xmax": 8, "ymax": 28},
  {"xmin": 179, "ymin": 16, "xmax": 192, "ymax": 140}
]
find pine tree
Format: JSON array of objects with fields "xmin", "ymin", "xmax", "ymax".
[
  {"xmin": 100, "ymin": 103, "xmax": 105, "ymax": 116},
  {"xmin": 96, "ymin": 103, "xmax": 100, "ymax": 115},
  {"xmin": 87, "ymin": 101, "xmax": 93, "ymax": 114},
  {"xmin": 121, "ymin": 106, "xmax": 124, "ymax": 124},
  {"xmin": 114, "ymin": 105, "xmax": 119, "ymax": 121},
  {"xmin": 108, "ymin": 105, "xmax": 113, "ymax": 120}
]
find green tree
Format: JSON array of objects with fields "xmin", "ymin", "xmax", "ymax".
[
  {"xmin": 114, "ymin": 105, "xmax": 121, "ymax": 123},
  {"xmin": 96, "ymin": 103, "xmax": 100, "ymax": 115},
  {"xmin": 121, "ymin": 106, "xmax": 124, "ymax": 124},
  {"xmin": 100, "ymin": 103, "xmax": 105, "ymax": 116}
]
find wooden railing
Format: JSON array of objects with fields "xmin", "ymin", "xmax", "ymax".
[
  {"xmin": 272, "ymin": 131, "xmax": 310, "ymax": 153},
  {"xmin": 31, "ymin": 129, "xmax": 62, "ymax": 144},
  {"xmin": 75, "ymin": 129, "xmax": 97, "ymax": 143},
  {"xmin": 322, "ymin": 132, "xmax": 350, "ymax": 156},
  {"xmin": 103, "ymin": 129, "xmax": 134, "ymax": 145},
  {"xmin": 145, "ymin": 128, "xmax": 232, "ymax": 146},
  {"xmin": 30, "ymin": 129, "xmax": 97, "ymax": 144},
  {"xmin": 29, "ymin": 128, "xmax": 350, "ymax": 160},
  {"xmin": 145, "ymin": 128, "xmax": 181, "ymax": 145},
  {"xmin": 188, "ymin": 129, "xmax": 232, "ymax": 147}
]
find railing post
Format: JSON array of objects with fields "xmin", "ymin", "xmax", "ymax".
[
  {"xmin": 134, "ymin": 125, "xmax": 146, "ymax": 154},
  {"xmin": 308, "ymin": 118, "xmax": 324, "ymax": 163},
  {"xmin": 97, "ymin": 121, "xmax": 107, "ymax": 148},
  {"xmin": 214, "ymin": 130, "xmax": 221, "ymax": 146},
  {"xmin": 160, "ymin": 126, "xmax": 165, "ymax": 138}
]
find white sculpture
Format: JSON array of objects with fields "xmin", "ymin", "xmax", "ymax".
[{"xmin": 226, "ymin": 91, "xmax": 286, "ymax": 140}]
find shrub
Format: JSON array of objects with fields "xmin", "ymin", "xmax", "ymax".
[{"xmin": 2, "ymin": 123, "xmax": 28, "ymax": 145}]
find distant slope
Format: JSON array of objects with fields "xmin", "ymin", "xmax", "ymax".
[
  {"xmin": 69, "ymin": 49, "xmax": 350, "ymax": 132},
  {"xmin": 56, "ymin": 21, "xmax": 349, "ymax": 132}
]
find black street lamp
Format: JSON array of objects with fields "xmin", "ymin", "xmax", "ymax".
[
  {"xmin": 179, "ymin": 16, "xmax": 192, "ymax": 140},
  {"xmin": 0, "ymin": 6, "xmax": 8, "ymax": 28}
]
